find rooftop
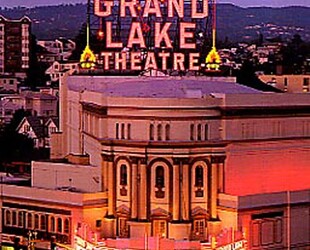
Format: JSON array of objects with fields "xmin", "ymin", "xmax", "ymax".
[{"xmin": 67, "ymin": 76, "xmax": 261, "ymax": 99}]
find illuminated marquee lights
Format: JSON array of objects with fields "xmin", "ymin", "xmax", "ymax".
[{"xmin": 88, "ymin": 0, "xmax": 220, "ymax": 71}]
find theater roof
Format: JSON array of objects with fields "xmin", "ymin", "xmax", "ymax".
[{"xmin": 67, "ymin": 76, "xmax": 261, "ymax": 99}]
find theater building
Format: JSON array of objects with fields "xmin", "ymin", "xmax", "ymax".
[{"xmin": 48, "ymin": 75, "xmax": 309, "ymax": 249}]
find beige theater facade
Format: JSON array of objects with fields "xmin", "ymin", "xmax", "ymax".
[{"xmin": 48, "ymin": 75, "xmax": 310, "ymax": 249}]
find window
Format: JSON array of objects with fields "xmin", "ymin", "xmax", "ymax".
[
  {"xmin": 27, "ymin": 213, "xmax": 33, "ymax": 229},
  {"xmin": 165, "ymin": 124, "xmax": 170, "ymax": 141},
  {"xmin": 121, "ymin": 123, "xmax": 125, "ymax": 139},
  {"xmin": 116, "ymin": 123, "xmax": 119, "ymax": 139},
  {"xmin": 64, "ymin": 218, "xmax": 70, "ymax": 234},
  {"xmin": 50, "ymin": 217, "xmax": 55, "ymax": 232},
  {"xmin": 40, "ymin": 215, "xmax": 46, "ymax": 230},
  {"xmin": 34, "ymin": 214, "xmax": 39, "ymax": 229},
  {"xmin": 12, "ymin": 211, "xmax": 17, "ymax": 226},
  {"xmin": 190, "ymin": 124, "xmax": 194, "ymax": 140},
  {"xmin": 204, "ymin": 124, "xmax": 209, "ymax": 140},
  {"xmin": 57, "ymin": 218, "xmax": 62, "ymax": 233},
  {"xmin": 197, "ymin": 124, "xmax": 202, "ymax": 140},
  {"xmin": 155, "ymin": 165, "xmax": 165, "ymax": 198},
  {"xmin": 119, "ymin": 218, "xmax": 128, "ymax": 237},
  {"xmin": 120, "ymin": 164, "xmax": 127, "ymax": 186},
  {"xmin": 193, "ymin": 219, "xmax": 205, "ymax": 238},
  {"xmin": 157, "ymin": 124, "xmax": 162, "ymax": 141},
  {"xmin": 127, "ymin": 124, "xmax": 131, "ymax": 139},
  {"xmin": 150, "ymin": 124, "xmax": 154, "ymax": 140},
  {"xmin": 5, "ymin": 210, "xmax": 11, "ymax": 225},
  {"xmin": 18, "ymin": 212, "xmax": 23, "ymax": 227},
  {"xmin": 50, "ymin": 127, "xmax": 57, "ymax": 134},
  {"xmin": 155, "ymin": 166, "xmax": 165, "ymax": 188},
  {"xmin": 303, "ymin": 78, "xmax": 309, "ymax": 93},
  {"xmin": 195, "ymin": 166, "xmax": 204, "ymax": 187},
  {"xmin": 153, "ymin": 220, "xmax": 166, "ymax": 237},
  {"xmin": 96, "ymin": 220, "xmax": 102, "ymax": 228}
]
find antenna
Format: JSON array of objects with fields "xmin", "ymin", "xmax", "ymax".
[
  {"xmin": 80, "ymin": 0, "xmax": 96, "ymax": 69},
  {"xmin": 205, "ymin": 0, "xmax": 221, "ymax": 72}
]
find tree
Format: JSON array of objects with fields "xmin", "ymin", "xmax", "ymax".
[
  {"xmin": 280, "ymin": 34, "xmax": 310, "ymax": 74},
  {"xmin": 24, "ymin": 34, "xmax": 50, "ymax": 89},
  {"xmin": 236, "ymin": 60, "xmax": 282, "ymax": 93},
  {"xmin": 0, "ymin": 110, "xmax": 34, "ymax": 168}
]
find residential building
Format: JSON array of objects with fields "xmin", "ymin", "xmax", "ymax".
[
  {"xmin": 16, "ymin": 116, "xmax": 59, "ymax": 148},
  {"xmin": 259, "ymin": 74, "xmax": 310, "ymax": 93},
  {"xmin": 45, "ymin": 61, "xmax": 79, "ymax": 83},
  {"xmin": 37, "ymin": 38, "xmax": 76, "ymax": 62},
  {"xmin": 0, "ymin": 75, "xmax": 20, "ymax": 93},
  {"xmin": 0, "ymin": 91, "xmax": 58, "ymax": 125},
  {"xmin": 0, "ymin": 15, "xmax": 31, "ymax": 78},
  {"xmin": 0, "ymin": 97, "xmax": 22, "ymax": 125}
]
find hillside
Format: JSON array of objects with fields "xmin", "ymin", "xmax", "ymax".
[
  {"xmin": 217, "ymin": 4, "xmax": 310, "ymax": 42},
  {"xmin": 0, "ymin": 3, "xmax": 309, "ymax": 42}
]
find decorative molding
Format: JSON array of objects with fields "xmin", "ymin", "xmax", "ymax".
[
  {"xmin": 130, "ymin": 157, "xmax": 147, "ymax": 165},
  {"xmin": 102, "ymin": 154, "xmax": 114, "ymax": 162},
  {"xmin": 172, "ymin": 158, "xmax": 190, "ymax": 165},
  {"xmin": 211, "ymin": 155, "xmax": 226, "ymax": 164}
]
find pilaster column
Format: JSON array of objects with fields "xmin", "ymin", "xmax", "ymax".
[
  {"xmin": 101, "ymin": 158, "xmax": 108, "ymax": 192},
  {"xmin": 138, "ymin": 158, "xmax": 147, "ymax": 220},
  {"xmin": 210, "ymin": 155, "xmax": 226, "ymax": 219},
  {"xmin": 179, "ymin": 158, "xmax": 190, "ymax": 221},
  {"xmin": 129, "ymin": 157, "xmax": 139, "ymax": 220},
  {"xmin": 172, "ymin": 158, "xmax": 180, "ymax": 221},
  {"xmin": 103, "ymin": 155, "xmax": 115, "ymax": 217}
]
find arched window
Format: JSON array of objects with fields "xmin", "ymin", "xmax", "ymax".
[
  {"xmin": 190, "ymin": 124, "xmax": 195, "ymax": 141},
  {"xmin": 12, "ymin": 211, "xmax": 17, "ymax": 226},
  {"xmin": 18, "ymin": 211, "xmax": 23, "ymax": 227},
  {"xmin": 64, "ymin": 218, "xmax": 70, "ymax": 234},
  {"xmin": 27, "ymin": 213, "xmax": 33, "ymax": 229},
  {"xmin": 120, "ymin": 164, "xmax": 127, "ymax": 186},
  {"xmin": 155, "ymin": 166, "xmax": 165, "ymax": 188},
  {"xmin": 195, "ymin": 166, "xmax": 204, "ymax": 187},
  {"xmin": 34, "ymin": 214, "xmax": 39, "ymax": 229},
  {"xmin": 57, "ymin": 218, "xmax": 62, "ymax": 233},
  {"xmin": 157, "ymin": 124, "xmax": 162, "ymax": 141},
  {"xmin": 197, "ymin": 124, "xmax": 202, "ymax": 141},
  {"xmin": 40, "ymin": 215, "xmax": 46, "ymax": 230},
  {"xmin": 165, "ymin": 124, "xmax": 170, "ymax": 141},
  {"xmin": 50, "ymin": 217, "xmax": 55, "ymax": 232},
  {"xmin": 5, "ymin": 210, "xmax": 11, "ymax": 225},
  {"xmin": 150, "ymin": 124, "xmax": 154, "ymax": 140}
]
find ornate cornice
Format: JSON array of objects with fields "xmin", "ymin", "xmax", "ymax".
[
  {"xmin": 129, "ymin": 156, "xmax": 147, "ymax": 165},
  {"xmin": 102, "ymin": 154, "xmax": 114, "ymax": 162},
  {"xmin": 172, "ymin": 157, "xmax": 190, "ymax": 165},
  {"xmin": 210, "ymin": 155, "xmax": 226, "ymax": 164}
]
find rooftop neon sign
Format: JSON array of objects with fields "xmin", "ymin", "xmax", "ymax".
[{"xmin": 85, "ymin": 0, "xmax": 219, "ymax": 71}]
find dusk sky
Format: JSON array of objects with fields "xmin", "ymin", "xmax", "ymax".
[{"xmin": 1, "ymin": 0, "xmax": 310, "ymax": 8}]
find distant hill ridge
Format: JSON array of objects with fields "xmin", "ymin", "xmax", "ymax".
[{"xmin": 0, "ymin": 3, "xmax": 309, "ymax": 42}]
